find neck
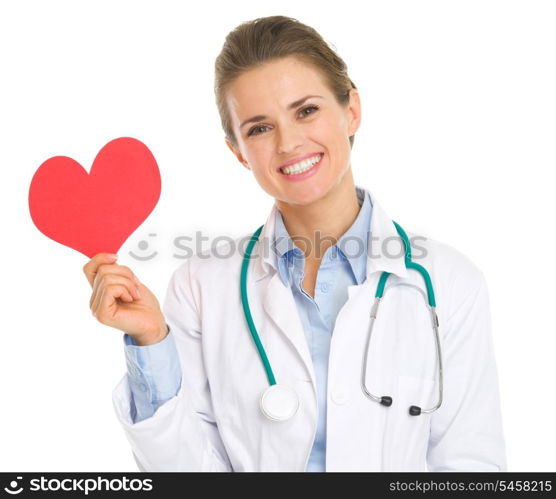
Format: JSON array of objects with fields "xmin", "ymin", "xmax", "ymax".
[{"xmin": 275, "ymin": 169, "xmax": 360, "ymax": 260}]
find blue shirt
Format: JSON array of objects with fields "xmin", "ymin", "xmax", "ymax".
[{"xmin": 124, "ymin": 186, "xmax": 372, "ymax": 472}]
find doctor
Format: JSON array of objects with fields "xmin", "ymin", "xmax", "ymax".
[{"xmin": 83, "ymin": 15, "xmax": 506, "ymax": 471}]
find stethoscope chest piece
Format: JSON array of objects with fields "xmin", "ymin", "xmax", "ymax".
[{"xmin": 260, "ymin": 384, "xmax": 299, "ymax": 422}]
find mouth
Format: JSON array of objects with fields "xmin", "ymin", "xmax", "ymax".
[{"xmin": 277, "ymin": 153, "xmax": 324, "ymax": 176}]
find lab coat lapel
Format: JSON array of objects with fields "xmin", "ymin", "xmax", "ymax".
[
  {"xmin": 262, "ymin": 272, "xmax": 316, "ymax": 384},
  {"xmin": 249, "ymin": 204, "xmax": 316, "ymax": 385}
]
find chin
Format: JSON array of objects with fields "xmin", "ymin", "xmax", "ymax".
[{"xmin": 283, "ymin": 184, "xmax": 331, "ymax": 206}]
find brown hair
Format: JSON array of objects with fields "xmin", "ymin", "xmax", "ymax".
[{"xmin": 214, "ymin": 15, "xmax": 357, "ymax": 149}]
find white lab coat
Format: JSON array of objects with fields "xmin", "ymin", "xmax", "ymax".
[{"xmin": 112, "ymin": 187, "xmax": 507, "ymax": 472}]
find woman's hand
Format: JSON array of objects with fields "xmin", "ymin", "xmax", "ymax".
[{"xmin": 83, "ymin": 253, "xmax": 168, "ymax": 346}]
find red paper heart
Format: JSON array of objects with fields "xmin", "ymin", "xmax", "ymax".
[{"xmin": 29, "ymin": 137, "xmax": 161, "ymax": 258}]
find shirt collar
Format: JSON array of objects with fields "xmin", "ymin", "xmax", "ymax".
[
  {"xmin": 250, "ymin": 186, "xmax": 408, "ymax": 283},
  {"xmin": 272, "ymin": 186, "xmax": 373, "ymax": 287}
]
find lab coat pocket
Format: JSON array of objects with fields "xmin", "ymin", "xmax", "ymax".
[{"xmin": 384, "ymin": 375, "xmax": 436, "ymax": 470}]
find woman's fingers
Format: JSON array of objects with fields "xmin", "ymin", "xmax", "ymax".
[
  {"xmin": 89, "ymin": 274, "xmax": 141, "ymax": 309},
  {"xmin": 94, "ymin": 264, "xmax": 142, "ymax": 291},
  {"xmin": 91, "ymin": 283, "xmax": 134, "ymax": 322},
  {"xmin": 83, "ymin": 254, "xmax": 142, "ymax": 287},
  {"xmin": 83, "ymin": 253, "xmax": 118, "ymax": 287},
  {"xmin": 85, "ymin": 254, "xmax": 164, "ymax": 340}
]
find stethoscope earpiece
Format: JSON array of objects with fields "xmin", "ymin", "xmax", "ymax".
[
  {"xmin": 409, "ymin": 406, "xmax": 422, "ymax": 416},
  {"xmin": 379, "ymin": 399, "xmax": 426, "ymax": 416}
]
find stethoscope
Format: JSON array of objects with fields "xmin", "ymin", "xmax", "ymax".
[{"xmin": 240, "ymin": 221, "xmax": 443, "ymax": 422}]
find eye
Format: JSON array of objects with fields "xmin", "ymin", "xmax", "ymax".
[
  {"xmin": 247, "ymin": 124, "xmax": 270, "ymax": 137},
  {"xmin": 298, "ymin": 104, "xmax": 320, "ymax": 118}
]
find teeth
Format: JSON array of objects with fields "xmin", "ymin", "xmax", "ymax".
[{"xmin": 280, "ymin": 154, "xmax": 322, "ymax": 175}]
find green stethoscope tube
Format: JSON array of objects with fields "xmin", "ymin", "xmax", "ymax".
[
  {"xmin": 240, "ymin": 224, "xmax": 276, "ymax": 386},
  {"xmin": 376, "ymin": 221, "xmax": 436, "ymax": 307}
]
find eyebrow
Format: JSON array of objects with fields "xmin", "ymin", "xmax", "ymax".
[{"xmin": 239, "ymin": 95, "xmax": 324, "ymax": 130}]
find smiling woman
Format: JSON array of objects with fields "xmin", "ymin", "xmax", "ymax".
[
  {"xmin": 91, "ymin": 15, "xmax": 507, "ymax": 472},
  {"xmin": 216, "ymin": 18, "xmax": 359, "ymax": 214}
]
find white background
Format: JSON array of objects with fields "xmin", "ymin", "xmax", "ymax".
[{"xmin": 1, "ymin": 0, "xmax": 554, "ymax": 471}]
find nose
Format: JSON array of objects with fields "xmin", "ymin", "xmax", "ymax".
[{"xmin": 276, "ymin": 123, "xmax": 304, "ymax": 156}]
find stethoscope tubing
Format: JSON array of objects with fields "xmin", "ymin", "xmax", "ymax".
[
  {"xmin": 361, "ymin": 221, "xmax": 444, "ymax": 415},
  {"xmin": 240, "ymin": 224, "xmax": 276, "ymax": 386},
  {"xmin": 360, "ymin": 284, "xmax": 444, "ymax": 415},
  {"xmin": 241, "ymin": 220, "xmax": 444, "ymax": 419}
]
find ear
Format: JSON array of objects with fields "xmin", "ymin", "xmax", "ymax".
[
  {"xmin": 346, "ymin": 88, "xmax": 362, "ymax": 137},
  {"xmin": 225, "ymin": 137, "xmax": 250, "ymax": 170}
]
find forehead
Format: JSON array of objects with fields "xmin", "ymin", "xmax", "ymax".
[{"xmin": 226, "ymin": 56, "xmax": 330, "ymax": 120}]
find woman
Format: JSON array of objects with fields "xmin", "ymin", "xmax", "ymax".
[{"xmin": 83, "ymin": 15, "xmax": 506, "ymax": 471}]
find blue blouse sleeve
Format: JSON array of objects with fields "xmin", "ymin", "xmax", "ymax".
[{"xmin": 123, "ymin": 328, "xmax": 182, "ymax": 423}]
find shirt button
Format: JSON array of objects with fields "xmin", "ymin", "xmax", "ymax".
[
  {"xmin": 139, "ymin": 383, "xmax": 148, "ymax": 392},
  {"xmin": 331, "ymin": 388, "xmax": 346, "ymax": 405},
  {"xmin": 320, "ymin": 282, "xmax": 330, "ymax": 293}
]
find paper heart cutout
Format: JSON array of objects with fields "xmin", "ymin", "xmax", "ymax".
[{"xmin": 29, "ymin": 137, "xmax": 161, "ymax": 258}]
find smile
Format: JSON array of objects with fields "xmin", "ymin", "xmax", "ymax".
[{"xmin": 279, "ymin": 153, "xmax": 323, "ymax": 175}]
